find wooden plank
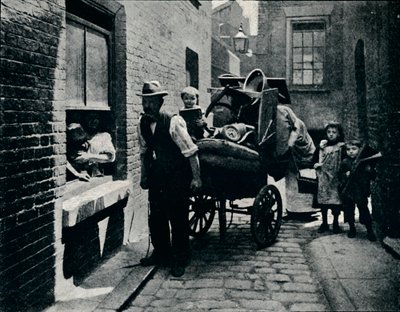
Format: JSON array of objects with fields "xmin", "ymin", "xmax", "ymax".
[{"xmin": 258, "ymin": 88, "xmax": 278, "ymax": 143}]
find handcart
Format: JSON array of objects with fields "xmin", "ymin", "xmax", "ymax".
[{"xmin": 187, "ymin": 69, "xmax": 287, "ymax": 249}]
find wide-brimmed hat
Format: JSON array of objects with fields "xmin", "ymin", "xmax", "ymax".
[{"xmin": 136, "ymin": 81, "xmax": 168, "ymax": 97}]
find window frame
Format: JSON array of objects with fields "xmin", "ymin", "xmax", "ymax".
[
  {"xmin": 286, "ymin": 16, "xmax": 329, "ymax": 91},
  {"xmin": 186, "ymin": 47, "xmax": 199, "ymax": 89},
  {"xmin": 65, "ymin": 12, "xmax": 113, "ymax": 111}
]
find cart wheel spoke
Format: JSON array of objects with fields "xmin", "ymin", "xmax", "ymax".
[{"xmin": 189, "ymin": 195, "xmax": 216, "ymax": 238}]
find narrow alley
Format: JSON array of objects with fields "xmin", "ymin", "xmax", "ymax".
[{"xmin": 123, "ymin": 211, "xmax": 329, "ymax": 312}]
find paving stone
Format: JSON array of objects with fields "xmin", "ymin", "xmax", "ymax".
[
  {"xmin": 254, "ymin": 279, "xmax": 266, "ymax": 290},
  {"xmin": 274, "ymin": 242, "xmax": 301, "ymax": 248},
  {"xmin": 239, "ymin": 299, "xmax": 287, "ymax": 311},
  {"xmin": 272, "ymin": 292, "xmax": 320, "ymax": 302},
  {"xmin": 285, "ymin": 247, "xmax": 303, "ymax": 253},
  {"xmin": 281, "ymin": 269, "xmax": 311, "ymax": 276},
  {"xmin": 128, "ymin": 295, "xmax": 153, "ymax": 307},
  {"xmin": 272, "ymin": 263, "xmax": 310, "ymax": 271},
  {"xmin": 224, "ymin": 278, "xmax": 253, "ymax": 290},
  {"xmin": 228, "ymin": 289, "xmax": 272, "ymax": 300},
  {"xmin": 184, "ymin": 278, "xmax": 224, "ymax": 288},
  {"xmin": 265, "ymin": 273, "xmax": 291, "ymax": 282},
  {"xmin": 270, "ymin": 252, "xmax": 305, "ymax": 258},
  {"xmin": 265, "ymin": 281, "xmax": 281, "ymax": 291},
  {"xmin": 149, "ymin": 298, "xmax": 178, "ymax": 308},
  {"xmin": 282, "ymin": 282, "xmax": 318, "ymax": 293},
  {"xmin": 160, "ymin": 280, "xmax": 186, "ymax": 289},
  {"xmin": 292, "ymin": 275, "xmax": 317, "ymax": 284},
  {"xmin": 289, "ymin": 303, "xmax": 329, "ymax": 311},
  {"xmin": 175, "ymin": 288, "xmax": 225, "ymax": 300},
  {"xmin": 154, "ymin": 288, "xmax": 178, "ymax": 298},
  {"xmin": 182, "ymin": 299, "xmax": 239, "ymax": 309},
  {"xmin": 253, "ymin": 267, "xmax": 277, "ymax": 274}
]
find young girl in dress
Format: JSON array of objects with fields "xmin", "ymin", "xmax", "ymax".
[{"xmin": 314, "ymin": 122, "xmax": 345, "ymax": 233}]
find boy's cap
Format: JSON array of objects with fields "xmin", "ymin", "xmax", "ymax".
[
  {"xmin": 181, "ymin": 86, "xmax": 199, "ymax": 97},
  {"xmin": 137, "ymin": 81, "xmax": 168, "ymax": 97}
]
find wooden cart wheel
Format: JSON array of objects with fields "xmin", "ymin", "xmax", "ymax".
[
  {"xmin": 188, "ymin": 195, "xmax": 216, "ymax": 238},
  {"xmin": 251, "ymin": 184, "xmax": 283, "ymax": 249}
]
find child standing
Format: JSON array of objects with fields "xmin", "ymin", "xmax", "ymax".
[
  {"xmin": 179, "ymin": 86, "xmax": 207, "ymax": 141},
  {"xmin": 314, "ymin": 122, "xmax": 345, "ymax": 233},
  {"xmin": 338, "ymin": 140, "xmax": 377, "ymax": 241}
]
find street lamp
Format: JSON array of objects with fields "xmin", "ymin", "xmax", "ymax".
[{"xmin": 232, "ymin": 23, "xmax": 249, "ymax": 54}]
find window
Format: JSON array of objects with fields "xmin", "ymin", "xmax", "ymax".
[
  {"xmin": 66, "ymin": 14, "xmax": 111, "ymax": 110},
  {"xmin": 65, "ymin": 0, "xmax": 117, "ymax": 183},
  {"xmin": 186, "ymin": 48, "xmax": 199, "ymax": 89},
  {"xmin": 291, "ymin": 21, "xmax": 325, "ymax": 86}
]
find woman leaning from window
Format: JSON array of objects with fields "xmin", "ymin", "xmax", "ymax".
[{"xmin": 74, "ymin": 112, "xmax": 116, "ymax": 177}]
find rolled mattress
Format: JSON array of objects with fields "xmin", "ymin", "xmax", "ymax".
[
  {"xmin": 196, "ymin": 139, "xmax": 265, "ymax": 198},
  {"xmin": 197, "ymin": 138, "xmax": 261, "ymax": 173}
]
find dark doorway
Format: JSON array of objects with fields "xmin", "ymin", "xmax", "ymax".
[{"xmin": 354, "ymin": 39, "xmax": 368, "ymax": 141}]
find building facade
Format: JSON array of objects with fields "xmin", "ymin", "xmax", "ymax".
[
  {"xmin": 211, "ymin": 0, "xmax": 250, "ymax": 86},
  {"xmin": 0, "ymin": 0, "xmax": 211, "ymax": 310},
  {"xmin": 257, "ymin": 1, "xmax": 400, "ymax": 240}
]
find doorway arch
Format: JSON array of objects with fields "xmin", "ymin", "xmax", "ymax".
[{"xmin": 354, "ymin": 39, "xmax": 368, "ymax": 141}]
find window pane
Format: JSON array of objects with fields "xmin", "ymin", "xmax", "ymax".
[
  {"xmin": 314, "ymin": 31, "xmax": 325, "ymax": 46},
  {"xmin": 303, "ymin": 48, "xmax": 312, "ymax": 62},
  {"xmin": 314, "ymin": 47, "xmax": 324, "ymax": 63},
  {"xmin": 303, "ymin": 70, "xmax": 313, "ymax": 85},
  {"xmin": 86, "ymin": 29, "xmax": 109, "ymax": 108},
  {"xmin": 293, "ymin": 48, "xmax": 302, "ymax": 63},
  {"xmin": 66, "ymin": 20, "xmax": 85, "ymax": 107},
  {"xmin": 293, "ymin": 32, "xmax": 302, "ymax": 47},
  {"xmin": 303, "ymin": 32, "xmax": 312, "ymax": 46},
  {"xmin": 304, "ymin": 62, "xmax": 313, "ymax": 69},
  {"xmin": 291, "ymin": 22, "xmax": 325, "ymax": 86},
  {"xmin": 293, "ymin": 22, "xmax": 324, "ymax": 31},
  {"xmin": 293, "ymin": 70, "xmax": 302, "ymax": 84},
  {"xmin": 293, "ymin": 62, "xmax": 302, "ymax": 69},
  {"xmin": 314, "ymin": 70, "xmax": 323, "ymax": 84}
]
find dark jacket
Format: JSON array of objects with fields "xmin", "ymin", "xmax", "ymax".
[
  {"xmin": 338, "ymin": 157, "xmax": 376, "ymax": 203},
  {"xmin": 140, "ymin": 112, "xmax": 191, "ymax": 197}
]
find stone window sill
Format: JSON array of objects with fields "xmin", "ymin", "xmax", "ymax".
[{"xmin": 62, "ymin": 178, "xmax": 131, "ymax": 228}]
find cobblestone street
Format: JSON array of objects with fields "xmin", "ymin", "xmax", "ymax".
[{"xmin": 123, "ymin": 207, "xmax": 329, "ymax": 312}]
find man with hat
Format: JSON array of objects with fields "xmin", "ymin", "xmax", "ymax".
[{"xmin": 137, "ymin": 81, "xmax": 202, "ymax": 277}]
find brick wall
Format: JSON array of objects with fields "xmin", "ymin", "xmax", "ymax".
[
  {"xmin": 123, "ymin": 1, "xmax": 212, "ymax": 243},
  {"xmin": 341, "ymin": 1, "xmax": 400, "ymax": 237},
  {"xmin": 211, "ymin": 37, "xmax": 235, "ymax": 87},
  {"xmin": 0, "ymin": 0, "xmax": 65, "ymax": 310},
  {"xmin": 1, "ymin": 0, "xmax": 212, "ymax": 309}
]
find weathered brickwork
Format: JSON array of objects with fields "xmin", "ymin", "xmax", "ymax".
[
  {"xmin": 1, "ymin": 0, "xmax": 211, "ymax": 310},
  {"xmin": 1, "ymin": 0, "xmax": 65, "ymax": 309},
  {"xmin": 340, "ymin": 1, "xmax": 400, "ymax": 237},
  {"xmin": 123, "ymin": 0, "xmax": 212, "ymax": 241}
]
